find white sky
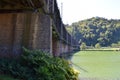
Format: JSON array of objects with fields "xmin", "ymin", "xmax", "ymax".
[{"xmin": 57, "ymin": 0, "xmax": 120, "ymax": 24}]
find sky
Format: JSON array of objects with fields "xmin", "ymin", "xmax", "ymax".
[{"xmin": 57, "ymin": 0, "xmax": 120, "ymax": 25}]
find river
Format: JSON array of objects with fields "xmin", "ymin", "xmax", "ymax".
[{"xmin": 71, "ymin": 51, "xmax": 120, "ymax": 80}]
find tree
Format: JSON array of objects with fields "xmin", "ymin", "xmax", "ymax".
[
  {"xmin": 95, "ymin": 43, "xmax": 101, "ymax": 48},
  {"xmin": 66, "ymin": 17, "xmax": 120, "ymax": 47},
  {"xmin": 111, "ymin": 43, "xmax": 117, "ymax": 47},
  {"xmin": 80, "ymin": 42, "xmax": 86, "ymax": 50}
]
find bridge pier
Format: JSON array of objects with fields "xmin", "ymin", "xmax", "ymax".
[
  {"xmin": 28, "ymin": 13, "xmax": 52, "ymax": 54},
  {"xmin": 0, "ymin": 13, "xmax": 53, "ymax": 57},
  {"xmin": 52, "ymin": 38, "xmax": 74, "ymax": 56}
]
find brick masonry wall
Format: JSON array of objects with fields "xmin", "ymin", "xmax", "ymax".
[
  {"xmin": 0, "ymin": 12, "xmax": 52, "ymax": 57},
  {"xmin": 52, "ymin": 37, "xmax": 73, "ymax": 56},
  {"xmin": 0, "ymin": 13, "xmax": 14, "ymax": 57},
  {"xmin": 12, "ymin": 13, "xmax": 26, "ymax": 56},
  {"xmin": 0, "ymin": 13, "xmax": 25, "ymax": 57},
  {"xmin": 30, "ymin": 13, "xmax": 52, "ymax": 53},
  {"xmin": 52, "ymin": 38, "xmax": 60, "ymax": 56}
]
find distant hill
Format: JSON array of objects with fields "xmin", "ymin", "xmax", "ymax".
[{"xmin": 66, "ymin": 17, "xmax": 120, "ymax": 47}]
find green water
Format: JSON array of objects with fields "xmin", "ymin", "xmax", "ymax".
[{"xmin": 71, "ymin": 51, "xmax": 120, "ymax": 80}]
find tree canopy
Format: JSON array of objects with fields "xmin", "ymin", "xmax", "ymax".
[{"xmin": 66, "ymin": 17, "xmax": 120, "ymax": 47}]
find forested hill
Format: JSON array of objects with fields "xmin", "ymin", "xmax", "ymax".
[{"xmin": 66, "ymin": 17, "xmax": 120, "ymax": 47}]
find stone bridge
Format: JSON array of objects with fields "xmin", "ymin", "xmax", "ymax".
[{"xmin": 0, "ymin": 0, "xmax": 79, "ymax": 57}]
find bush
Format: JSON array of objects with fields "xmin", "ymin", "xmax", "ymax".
[
  {"xmin": 95, "ymin": 43, "xmax": 101, "ymax": 48},
  {"xmin": 80, "ymin": 42, "xmax": 86, "ymax": 50},
  {"xmin": 0, "ymin": 48, "xmax": 79, "ymax": 80},
  {"xmin": 0, "ymin": 75, "xmax": 18, "ymax": 80}
]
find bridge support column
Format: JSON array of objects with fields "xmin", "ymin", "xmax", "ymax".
[
  {"xmin": 0, "ymin": 13, "xmax": 26, "ymax": 57},
  {"xmin": 0, "ymin": 12, "xmax": 53, "ymax": 57},
  {"xmin": 29, "ymin": 13, "xmax": 52, "ymax": 54}
]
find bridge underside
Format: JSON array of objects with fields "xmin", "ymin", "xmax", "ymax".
[{"xmin": 0, "ymin": 0, "xmax": 78, "ymax": 57}]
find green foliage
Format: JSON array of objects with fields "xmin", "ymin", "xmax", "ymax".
[
  {"xmin": 0, "ymin": 48, "xmax": 79, "ymax": 80},
  {"xmin": 111, "ymin": 42, "xmax": 120, "ymax": 47},
  {"xmin": 0, "ymin": 75, "xmax": 18, "ymax": 80},
  {"xmin": 111, "ymin": 43, "xmax": 117, "ymax": 47},
  {"xmin": 66, "ymin": 17, "xmax": 120, "ymax": 47},
  {"xmin": 95, "ymin": 43, "xmax": 101, "ymax": 48},
  {"xmin": 80, "ymin": 42, "xmax": 86, "ymax": 50},
  {"xmin": 52, "ymin": 27, "xmax": 59, "ymax": 39},
  {"xmin": 0, "ymin": 58, "xmax": 35, "ymax": 80}
]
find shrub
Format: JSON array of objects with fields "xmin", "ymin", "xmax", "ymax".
[
  {"xmin": 0, "ymin": 48, "xmax": 79, "ymax": 80},
  {"xmin": 95, "ymin": 43, "xmax": 101, "ymax": 48},
  {"xmin": 0, "ymin": 75, "xmax": 18, "ymax": 80},
  {"xmin": 80, "ymin": 42, "xmax": 87, "ymax": 50}
]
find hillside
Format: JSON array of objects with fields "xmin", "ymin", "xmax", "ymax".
[{"xmin": 66, "ymin": 17, "xmax": 120, "ymax": 47}]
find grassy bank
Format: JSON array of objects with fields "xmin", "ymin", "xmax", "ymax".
[{"xmin": 71, "ymin": 50, "xmax": 120, "ymax": 79}]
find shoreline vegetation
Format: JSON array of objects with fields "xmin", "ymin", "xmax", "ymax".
[
  {"xmin": 84, "ymin": 48, "xmax": 120, "ymax": 51},
  {"xmin": 81, "ymin": 47, "xmax": 120, "ymax": 51},
  {"xmin": 66, "ymin": 17, "xmax": 120, "ymax": 47}
]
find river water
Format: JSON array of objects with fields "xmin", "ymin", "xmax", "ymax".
[{"xmin": 71, "ymin": 51, "xmax": 120, "ymax": 80}]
